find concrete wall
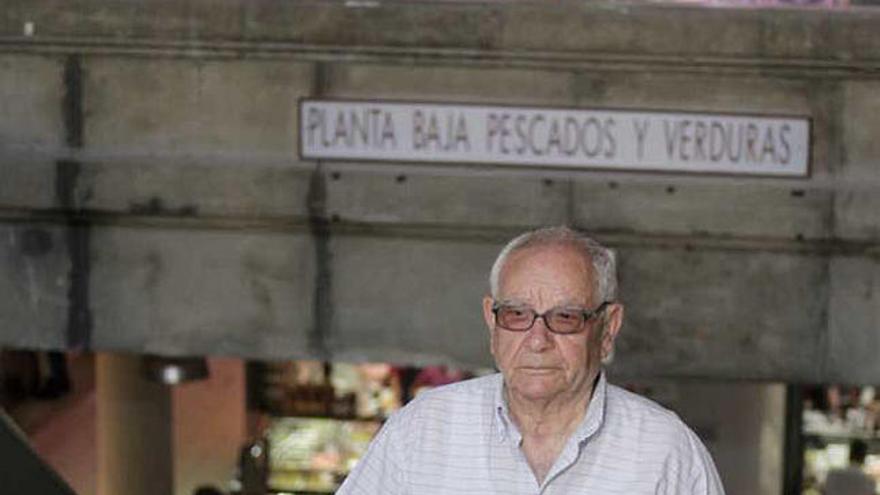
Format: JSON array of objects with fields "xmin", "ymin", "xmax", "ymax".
[{"xmin": 0, "ymin": 1, "xmax": 878, "ymax": 382}]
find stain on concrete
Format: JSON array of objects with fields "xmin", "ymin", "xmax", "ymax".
[
  {"xmin": 739, "ymin": 334, "xmax": 756, "ymax": 351},
  {"xmin": 141, "ymin": 250, "xmax": 162, "ymax": 292},
  {"xmin": 19, "ymin": 229, "xmax": 53, "ymax": 257},
  {"xmin": 241, "ymin": 251, "xmax": 277, "ymax": 325},
  {"xmin": 248, "ymin": 276, "xmax": 274, "ymax": 318},
  {"xmin": 304, "ymin": 61, "xmax": 333, "ymax": 359},
  {"xmin": 63, "ymin": 55, "xmax": 83, "ymax": 149},
  {"xmin": 129, "ymin": 196, "xmax": 199, "ymax": 217},
  {"xmin": 306, "ymin": 163, "xmax": 331, "ymax": 359},
  {"xmin": 57, "ymin": 53, "xmax": 91, "ymax": 350},
  {"xmin": 55, "ymin": 160, "xmax": 92, "ymax": 350},
  {"xmin": 572, "ymin": 72, "xmax": 608, "ymax": 104}
]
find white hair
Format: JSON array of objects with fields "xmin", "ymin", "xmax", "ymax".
[{"xmin": 489, "ymin": 226, "xmax": 618, "ymax": 304}]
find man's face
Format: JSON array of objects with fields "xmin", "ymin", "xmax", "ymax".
[{"xmin": 483, "ymin": 244, "xmax": 623, "ymax": 405}]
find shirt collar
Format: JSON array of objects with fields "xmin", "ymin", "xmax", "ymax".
[{"xmin": 494, "ymin": 371, "xmax": 608, "ymax": 445}]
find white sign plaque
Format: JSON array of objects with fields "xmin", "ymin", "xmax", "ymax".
[{"xmin": 300, "ymin": 99, "xmax": 810, "ymax": 177}]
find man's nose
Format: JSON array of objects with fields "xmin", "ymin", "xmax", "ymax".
[{"xmin": 526, "ymin": 316, "xmax": 554, "ymax": 351}]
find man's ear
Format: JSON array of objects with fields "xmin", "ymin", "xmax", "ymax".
[
  {"xmin": 482, "ymin": 296, "xmax": 496, "ymax": 333},
  {"xmin": 483, "ymin": 295, "xmax": 497, "ymax": 353},
  {"xmin": 600, "ymin": 303, "xmax": 624, "ymax": 361}
]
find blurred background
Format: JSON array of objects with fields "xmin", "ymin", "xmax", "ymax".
[{"xmin": 1, "ymin": 0, "xmax": 880, "ymax": 494}]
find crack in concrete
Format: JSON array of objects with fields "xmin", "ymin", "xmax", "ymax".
[
  {"xmin": 306, "ymin": 163, "xmax": 331, "ymax": 359},
  {"xmin": 57, "ymin": 54, "xmax": 92, "ymax": 350},
  {"xmin": 305, "ymin": 61, "xmax": 332, "ymax": 359},
  {"xmin": 56, "ymin": 160, "xmax": 92, "ymax": 349}
]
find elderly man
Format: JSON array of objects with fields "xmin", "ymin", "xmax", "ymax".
[{"xmin": 338, "ymin": 226, "xmax": 725, "ymax": 494}]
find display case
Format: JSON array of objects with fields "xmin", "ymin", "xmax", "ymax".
[
  {"xmin": 265, "ymin": 417, "xmax": 380, "ymax": 493},
  {"xmin": 245, "ymin": 360, "xmax": 481, "ymax": 494},
  {"xmin": 801, "ymin": 385, "xmax": 880, "ymax": 494}
]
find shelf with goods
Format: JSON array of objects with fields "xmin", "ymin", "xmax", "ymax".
[
  {"xmin": 265, "ymin": 416, "xmax": 381, "ymax": 494},
  {"xmin": 259, "ymin": 361, "xmax": 401, "ymax": 420},
  {"xmin": 253, "ymin": 360, "xmax": 402, "ymax": 494},
  {"xmin": 801, "ymin": 384, "xmax": 880, "ymax": 494},
  {"xmin": 247, "ymin": 360, "xmax": 487, "ymax": 494}
]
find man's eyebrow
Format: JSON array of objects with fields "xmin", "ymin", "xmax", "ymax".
[
  {"xmin": 496, "ymin": 299, "xmax": 590, "ymax": 309},
  {"xmin": 496, "ymin": 298, "xmax": 528, "ymax": 306},
  {"xmin": 557, "ymin": 301, "xmax": 591, "ymax": 309}
]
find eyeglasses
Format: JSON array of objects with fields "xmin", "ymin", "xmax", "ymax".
[{"xmin": 491, "ymin": 301, "xmax": 611, "ymax": 335}]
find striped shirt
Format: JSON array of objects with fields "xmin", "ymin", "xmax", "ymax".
[{"xmin": 337, "ymin": 371, "xmax": 725, "ymax": 494}]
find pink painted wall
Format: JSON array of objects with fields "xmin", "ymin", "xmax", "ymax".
[{"xmin": 173, "ymin": 357, "xmax": 247, "ymax": 495}]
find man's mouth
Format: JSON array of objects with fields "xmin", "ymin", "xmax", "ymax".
[{"xmin": 519, "ymin": 367, "xmax": 558, "ymax": 374}]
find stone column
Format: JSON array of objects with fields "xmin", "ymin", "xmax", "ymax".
[{"xmin": 96, "ymin": 353, "xmax": 173, "ymax": 495}]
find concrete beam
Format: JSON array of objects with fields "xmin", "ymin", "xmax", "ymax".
[
  {"xmin": 324, "ymin": 167, "xmax": 569, "ymax": 229},
  {"xmin": 837, "ymin": 81, "xmax": 880, "ymax": 241},
  {"xmin": 0, "ymin": 223, "xmax": 69, "ymax": 350},
  {"xmin": 83, "ymin": 58, "xmax": 314, "ymax": 158},
  {"xmin": 328, "ymin": 234, "xmax": 497, "ymax": 367},
  {"xmin": 2, "ymin": 2, "xmax": 880, "ymax": 73},
  {"xmin": 0, "ymin": 3, "xmax": 878, "ymax": 383},
  {"xmin": 828, "ymin": 256, "xmax": 880, "ymax": 384},
  {"xmin": 612, "ymin": 246, "xmax": 827, "ymax": 382},
  {"xmin": 89, "ymin": 226, "xmax": 317, "ymax": 360}
]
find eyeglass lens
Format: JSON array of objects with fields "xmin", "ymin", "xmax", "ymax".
[{"xmin": 496, "ymin": 306, "xmax": 586, "ymax": 333}]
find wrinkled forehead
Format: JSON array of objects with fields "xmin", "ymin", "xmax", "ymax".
[{"xmin": 496, "ymin": 244, "xmax": 596, "ymax": 305}]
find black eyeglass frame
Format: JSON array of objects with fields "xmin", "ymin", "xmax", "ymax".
[{"xmin": 491, "ymin": 300, "xmax": 612, "ymax": 335}]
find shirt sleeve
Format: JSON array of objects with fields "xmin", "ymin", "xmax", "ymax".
[
  {"xmin": 335, "ymin": 414, "xmax": 408, "ymax": 495},
  {"xmin": 656, "ymin": 423, "xmax": 726, "ymax": 495},
  {"xmin": 683, "ymin": 427, "xmax": 726, "ymax": 495}
]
